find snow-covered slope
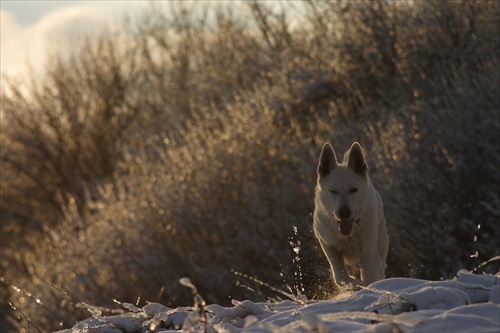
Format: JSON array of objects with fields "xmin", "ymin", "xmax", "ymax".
[{"xmin": 56, "ymin": 273, "xmax": 499, "ymax": 333}]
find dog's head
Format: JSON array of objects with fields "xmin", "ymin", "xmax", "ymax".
[{"xmin": 316, "ymin": 142, "xmax": 369, "ymax": 236}]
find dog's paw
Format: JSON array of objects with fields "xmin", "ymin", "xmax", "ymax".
[{"xmin": 336, "ymin": 278, "xmax": 361, "ymax": 292}]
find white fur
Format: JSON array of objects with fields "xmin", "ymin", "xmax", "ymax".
[{"xmin": 313, "ymin": 142, "xmax": 389, "ymax": 288}]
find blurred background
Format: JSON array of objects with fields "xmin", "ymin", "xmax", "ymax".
[{"xmin": 1, "ymin": 1, "xmax": 499, "ymax": 331}]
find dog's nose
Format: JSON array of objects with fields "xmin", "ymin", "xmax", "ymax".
[{"xmin": 338, "ymin": 206, "xmax": 351, "ymax": 219}]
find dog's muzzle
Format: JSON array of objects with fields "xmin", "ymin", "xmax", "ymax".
[
  {"xmin": 336, "ymin": 206, "xmax": 355, "ymax": 236},
  {"xmin": 337, "ymin": 218, "xmax": 354, "ymax": 236}
]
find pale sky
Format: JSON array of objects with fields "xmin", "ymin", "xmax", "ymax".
[
  {"xmin": 0, "ymin": 1, "xmax": 150, "ymax": 78},
  {"xmin": 1, "ymin": 1, "xmax": 294, "ymax": 80}
]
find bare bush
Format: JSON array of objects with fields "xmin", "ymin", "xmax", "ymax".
[
  {"xmin": 1, "ymin": 32, "xmax": 147, "ymax": 226},
  {"xmin": 1, "ymin": 1, "xmax": 498, "ymax": 331}
]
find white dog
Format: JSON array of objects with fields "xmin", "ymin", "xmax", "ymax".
[{"xmin": 313, "ymin": 142, "xmax": 388, "ymax": 288}]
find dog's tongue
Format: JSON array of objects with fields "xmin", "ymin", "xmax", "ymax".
[{"xmin": 339, "ymin": 220, "xmax": 353, "ymax": 236}]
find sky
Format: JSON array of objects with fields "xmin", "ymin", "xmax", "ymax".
[
  {"xmin": 0, "ymin": 1, "xmax": 295, "ymax": 80},
  {"xmin": 0, "ymin": 1, "xmax": 150, "ymax": 78}
]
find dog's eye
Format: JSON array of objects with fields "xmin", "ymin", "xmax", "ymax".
[
  {"xmin": 349, "ymin": 188, "xmax": 358, "ymax": 194},
  {"xmin": 329, "ymin": 189, "xmax": 339, "ymax": 194}
]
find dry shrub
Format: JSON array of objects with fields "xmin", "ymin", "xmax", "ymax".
[
  {"xmin": 1, "ymin": 1, "xmax": 499, "ymax": 331},
  {"xmin": 1, "ymin": 32, "xmax": 147, "ymax": 226}
]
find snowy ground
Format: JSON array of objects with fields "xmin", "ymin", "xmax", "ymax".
[{"xmin": 56, "ymin": 272, "xmax": 499, "ymax": 333}]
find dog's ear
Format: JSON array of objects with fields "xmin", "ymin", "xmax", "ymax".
[
  {"xmin": 318, "ymin": 143, "xmax": 338, "ymax": 178},
  {"xmin": 347, "ymin": 142, "xmax": 368, "ymax": 176}
]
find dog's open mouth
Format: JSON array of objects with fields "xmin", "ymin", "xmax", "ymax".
[{"xmin": 337, "ymin": 219, "xmax": 353, "ymax": 236}]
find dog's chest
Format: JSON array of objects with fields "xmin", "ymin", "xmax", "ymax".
[
  {"xmin": 335, "ymin": 236, "xmax": 361, "ymax": 263},
  {"xmin": 314, "ymin": 217, "xmax": 362, "ymax": 263}
]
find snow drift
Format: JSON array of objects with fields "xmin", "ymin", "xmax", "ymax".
[{"xmin": 56, "ymin": 272, "xmax": 499, "ymax": 333}]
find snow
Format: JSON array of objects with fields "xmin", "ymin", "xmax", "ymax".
[{"xmin": 55, "ymin": 272, "xmax": 500, "ymax": 333}]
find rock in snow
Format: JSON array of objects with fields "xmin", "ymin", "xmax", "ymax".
[{"xmin": 55, "ymin": 273, "xmax": 499, "ymax": 333}]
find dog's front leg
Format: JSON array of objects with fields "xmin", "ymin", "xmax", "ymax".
[
  {"xmin": 360, "ymin": 247, "xmax": 383, "ymax": 286},
  {"xmin": 320, "ymin": 242, "xmax": 352, "ymax": 287}
]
